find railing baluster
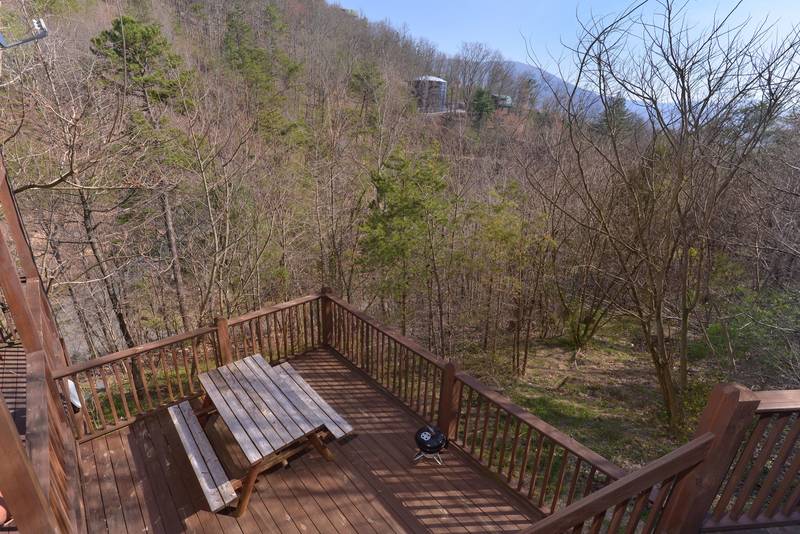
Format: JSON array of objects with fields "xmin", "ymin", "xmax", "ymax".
[
  {"xmin": 148, "ymin": 355, "xmax": 164, "ymax": 406},
  {"xmin": 507, "ymin": 419, "xmax": 522, "ymax": 483},
  {"xmin": 170, "ymin": 347, "xmax": 185, "ymax": 398},
  {"xmin": 415, "ymin": 355, "xmax": 423, "ymax": 414},
  {"xmin": 281, "ymin": 308, "xmax": 289, "ymax": 357},
  {"xmin": 538, "ymin": 443, "xmax": 557, "ymax": 508},
  {"xmin": 181, "ymin": 344, "xmax": 194, "ymax": 394},
  {"xmin": 550, "ymin": 449, "xmax": 570, "ymax": 512},
  {"xmin": 289, "ymin": 307, "xmax": 297, "ymax": 355},
  {"xmin": 136, "ymin": 356, "xmax": 155, "ymax": 410},
  {"xmin": 461, "ymin": 387, "xmax": 473, "ymax": 447},
  {"xmin": 478, "ymin": 400, "xmax": 492, "ymax": 461},
  {"xmin": 528, "ymin": 434, "xmax": 546, "ymax": 499},
  {"xmin": 422, "ymin": 361, "xmax": 430, "ymax": 418},
  {"xmin": 159, "ymin": 349, "xmax": 174, "ymax": 401},
  {"xmin": 87, "ymin": 371, "xmax": 107, "ymax": 429},
  {"xmin": 122, "ymin": 361, "xmax": 142, "ymax": 413},
  {"xmin": 302, "ymin": 301, "xmax": 310, "ymax": 351},
  {"xmin": 488, "ymin": 405, "xmax": 502, "ymax": 467},
  {"xmin": 111, "ymin": 363, "xmax": 131, "ymax": 420},
  {"xmin": 256, "ymin": 316, "xmax": 266, "ymax": 357},
  {"xmin": 98, "ymin": 366, "xmax": 117, "ymax": 426},
  {"xmin": 566, "ymin": 458, "xmax": 582, "ymax": 505},
  {"xmin": 583, "ymin": 466, "xmax": 597, "ymax": 497},
  {"xmin": 497, "ymin": 414, "xmax": 512, "ymax": 473}
]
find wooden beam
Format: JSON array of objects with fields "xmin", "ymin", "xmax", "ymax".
[
  {"xmin": 0, "ymin": 392, "xmax": 60, "ymax": 533},
  {"xmin": 320, "ymin": 287, "xmax": 333, "ymax": 347},
  {"xmin": 0, "ymin": 225, "xmax": 42, "ymax": 355},
  {"xmin": 0, "ymin": 157, "xmax": 38, "ymax": 280},
  {"xmin": 215, "ymin": 317, "xmax": 232, "ymax": 365},
  {"xmin": 437, "ymin": 361, "xmax": 460, "ymax": 438}
]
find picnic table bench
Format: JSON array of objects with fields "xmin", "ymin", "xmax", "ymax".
[{"xmin": 169, "ymin": 354, "xmax": 353, "ymax": 516}]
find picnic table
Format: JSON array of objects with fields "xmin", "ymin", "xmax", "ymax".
[{"xmin": 170, "ymin": 354, "xmax": 353, "ymax": 516}]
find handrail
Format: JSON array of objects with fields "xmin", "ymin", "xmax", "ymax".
[
  {"xmin": 754, "ymin": 390, "xmax": 800, "ymax": 413},
  {"xmin": 53, "ymin": 326, "xmax": 217, "ymax": 379},
  {"xmin": 228, "ymin": 293, "xmax": 321, "ymax": 325}
]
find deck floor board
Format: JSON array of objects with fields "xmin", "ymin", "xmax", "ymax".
[{"xmin": 78, "ymin": 348, "xmax": 542, "ymax": 533}]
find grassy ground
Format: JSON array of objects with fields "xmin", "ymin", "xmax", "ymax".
[{"xmin": 458, "ymin": 335, "xmax": 726, "ymax": 471}]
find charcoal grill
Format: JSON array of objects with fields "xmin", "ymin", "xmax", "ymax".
[{"xmin": 413, "ymin": 425, "xmax": 447, "ymax": 465}]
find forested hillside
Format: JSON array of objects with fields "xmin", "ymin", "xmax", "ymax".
[{"xmin": 1, "ymin": 0, "xmax": 799, "ymax": 465}]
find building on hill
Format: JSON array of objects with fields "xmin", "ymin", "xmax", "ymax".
[
  {"xmin": 411, "ymin": 75, "xmax": 447, "ymax": 113},
  {"xmin": 491, "ymin": 93, "xmax": 513, "ymax": 109}
]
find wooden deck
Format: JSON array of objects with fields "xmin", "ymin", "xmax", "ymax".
[{"xmin": 78, "ymin": 348, "xmax": 542, "ymax": 533}]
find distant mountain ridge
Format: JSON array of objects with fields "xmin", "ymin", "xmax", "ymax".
[{"xmin": 506, "ymin": 60, "xmax": 651, "ymax": 118}]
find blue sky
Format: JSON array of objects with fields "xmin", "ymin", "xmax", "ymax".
[{"xmin": 331, "ymin": 0, "xmax": 799, "ymax": 69}]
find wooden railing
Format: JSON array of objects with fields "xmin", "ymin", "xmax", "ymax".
[
  {"xmin": 28, "ymin": 285, "xmax": 800, "ymax": 532},
  {"xmin": 227, "ymin": 294, "xmax": 323, "ymax": 363},
  {"xmin": 53, "ymin": 295, "xmax": 323, "ymax": 442},
  {"xmin": 452, "ymin": 373, "xmax": 626, "ymax": 516},
  {"xmin": 702, "ymin": 390, "xmax": 800, "ymax": 530},
  {"xmin": 324, "ymin": 294, "xmax": 626, "ymax": 516},
  {"xmin": 520, "ymin": 433, "xmax": 716, "ymax": 533},
  {"xmin": 52, "ymin": 326, "xmax": 221, "ymax": 441},
  {"xmin": 326, "ymin": 294, "xmax": 446, "ymax": 423}
]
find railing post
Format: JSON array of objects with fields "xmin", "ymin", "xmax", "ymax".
[
  {"xmin": 437, "ymin": 362, "xmax": 461, "ymax": 438},
  {"xmin": 215, "ymin": 317, "xmax": 233, "ymax": 365},
  {"xmin": 320, "ymin": 287, "xmax": 333, "ymax": 347},
  {"xmin": 659, "ymin": 383, "xmax": 760, "ymax": 532}
]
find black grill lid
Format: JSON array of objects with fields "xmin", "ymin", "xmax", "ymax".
[{"xmin": 415, "ymin": 425, "xmax": 447, "ymax": 454}]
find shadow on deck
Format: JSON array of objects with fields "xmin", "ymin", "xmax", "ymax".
[{"xmin": 78, "ymin": 348, "xmax": 542, "ymax": 533}]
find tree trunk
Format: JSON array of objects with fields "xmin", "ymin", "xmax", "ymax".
[
  {"xmin": 51, "ymin": 237, "xmax": 99, "ymax": 359},
  {"xmin": 161, "ymin": 191, "xmax": 191, "ymax": 331},
  {"xmin": 79, "ymin": 191, "xmax": 135, "ymax": 349}
]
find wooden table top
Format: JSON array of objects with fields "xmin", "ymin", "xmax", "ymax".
[{"xmin": 199, "ymin": 355, "xmax": 353, "ymax": 465}]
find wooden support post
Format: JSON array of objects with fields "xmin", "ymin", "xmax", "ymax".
[
  {"xmin": 0, "ymin": 394, "xmax": 61, "ymax": 533},
  {"xmin": 659, "ymin": 383, "xmax": 760, "ymax": 531},
  {"xmin": 437, "ymin": 362, "xmax": 461, "ymax": 438},
  {"xmin": 233, "ymin": 459, "xmax": 264, "ymax": 518},
  {"xmin": 309, "ymin": 432, "xmax": 334, "ymax": 461},
  {"xmin": 215, "ymin": 317, "xmax": 233, "ymax": 365},
  {"xmin": 320, "ymin": 287, "xmax": 333, "ymax": 347}
]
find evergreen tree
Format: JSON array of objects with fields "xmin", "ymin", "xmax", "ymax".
[
  {"xmin": 470, "ymin": 88, "xmax": 495, "ymax": 128},
  {"xmin": 361, "ymin": 149, "xmax": 449, "ymax": 333}
]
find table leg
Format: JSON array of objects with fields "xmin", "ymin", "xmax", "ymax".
[
  {"xmin": 234, "ymin": 461, "xmax": 263, "ymax": 518},
  {"xmin": 309, "ymin": 433, "xmax": 334, "ymax": 461},
  {"xmin": 196, "ymin": 396, "xmax": 215, "ymax": 427}
]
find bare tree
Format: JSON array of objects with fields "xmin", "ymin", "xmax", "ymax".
[{"xmin": 538, "ymin": 0, "xmax": 800, "ymax": 428}]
